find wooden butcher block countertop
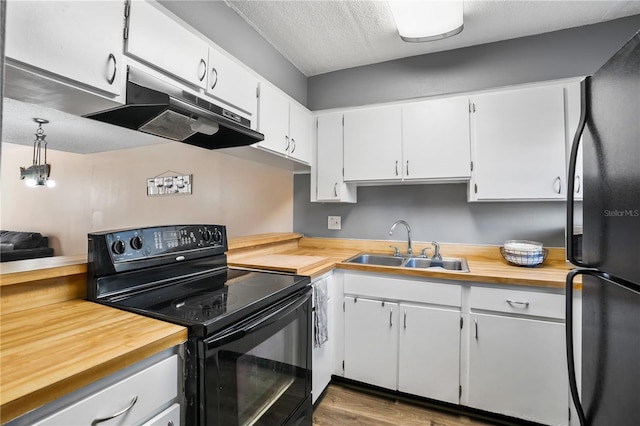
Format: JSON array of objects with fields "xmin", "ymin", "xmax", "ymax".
[
  {"xmin": 228, "ymin": 234, "xmax": 575, "ymax": 289},
  {"xmin": 0, "ymin": 257, "xmax": 187, "ymax": 424}
]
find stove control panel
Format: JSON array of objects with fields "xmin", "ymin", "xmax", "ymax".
[{"xmin": 90, "ymin": 225, "xmax": 227, "ymax": 264}]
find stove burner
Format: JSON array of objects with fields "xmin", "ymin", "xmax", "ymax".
[{"xmin": 173, "ymin": 292, "xmax": 238, "ymax": 318}]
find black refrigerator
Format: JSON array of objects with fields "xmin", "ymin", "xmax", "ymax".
[{"xmin": 566, "ymin": 30, "xmax": 640, "ymax": 426}]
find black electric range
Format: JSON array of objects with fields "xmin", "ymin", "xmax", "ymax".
[{"xmin": 87, "ymin": 225, "xmax": 313, "ymax": 426}]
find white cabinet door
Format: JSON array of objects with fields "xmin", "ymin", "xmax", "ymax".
[
  {"xmin": 316, "ymin": 113, "xmax": 357, "ymax": 202},
  {"xmin": 470, "ymin": 85, "xmax": 567, "ymax": 200},
  {"xmin": 257, "ymin": 82, "xmax": 291, "ymax": 155},
  {"xmin": 402, "ymin": 97, "xmax": 471, "ymax": 181},
  {"xmin": 312, "ymin": 277, "xmax": 333, "ymax": 404},
  {"xmin": 289, "ymin": 102, "xmax": 313, "ymax": 164},
  {"xmin": 126, "ymin": 0, "xmax": 209, "ymax": 89},
  {"xmin": 344, "ymin": 105, "xmax": 403, "ymax": 181},
  {"xmin": 5, "ymin": 0, "xmax": 123, "ymax": 96},
  {"xmin": 398, "ymin": 303, "xmax": 461, "ymax": 404},
  {"xmin": 344, "ymin": 297, "xmax": 398, "ymax": 390},
  {"xmin": 467, "ymin": 313, "xmax": 568, "ymax": 425},
  {"xmin": 206, "ymin": 48, "xmax": 257, "ymax": 117}
]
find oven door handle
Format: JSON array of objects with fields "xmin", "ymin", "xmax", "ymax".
[{"xmin": 205, "ymin": 292, "xmax": 309, "ymax": 349}]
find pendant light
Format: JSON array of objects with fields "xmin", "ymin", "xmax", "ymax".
[{"xmin": 19, "ymin": 118, "xmax": 56, "ymax": 188}]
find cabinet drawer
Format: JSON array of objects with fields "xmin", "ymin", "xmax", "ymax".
[
  {"xmin": 33, "ymin": 355, "xmax": 179, "ymax": 426},
  {"xmin": 470, "ymin": 286, "xmax": 564, "ymax": 320},
  {"xmin": 141, "ymin": 403, "xmax": 181, "ymax": 426},
  {"xmin": 344, "ymin": 273, "xmax": 461, "ymax": 307}
]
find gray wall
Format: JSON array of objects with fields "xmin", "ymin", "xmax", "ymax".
[
  {"xmin": 308, "ymin": 15, "xmax": 640, "ymax": 110},
  {"xmin": 294, "ymin": 175, "xmax": 570, "ymax": 247},
  {"xmin": 159, "ymin": 0, "xmax": 307, "ymax": 105}
]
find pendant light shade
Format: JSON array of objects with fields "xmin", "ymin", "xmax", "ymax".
[{"xmin": 389, "ymin": 0, "xmax": 464, "ymax": 42}]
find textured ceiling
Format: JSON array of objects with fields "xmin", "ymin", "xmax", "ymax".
[{"xmin": 225, "ymin": 0, "xmax": 640, "ymax": 77}]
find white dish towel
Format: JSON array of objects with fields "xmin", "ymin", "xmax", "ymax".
[{"xmin": 313, "ymin": 277, "xmax": 329, "ymax": 348}]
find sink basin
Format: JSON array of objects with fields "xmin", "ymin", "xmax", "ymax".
[
  {"xmin": 345, "ymin": 253, "xmax": 469, "ymax": 272},
  {"xmin": 345, "ymin": 254, "xmax": 405, "ymax": 267},
  {"xmin": 403, "ymin": 257, "xmax": 470, "ymax": 272}
]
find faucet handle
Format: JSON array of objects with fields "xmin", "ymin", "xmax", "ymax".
[
  {"xmin": 420, "ymin": 247, "xmax": 430, "ymax": 258},
  {"xmin": 389, "ymin": 245, "xmax": 400, "ymax": 256}
]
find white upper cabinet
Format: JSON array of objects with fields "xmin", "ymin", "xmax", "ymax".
[
  {"xmin": 206, "ymin": 48, "xmax": 257, "ymax": 117},
  {"xmin": 289, "ymin": 102, "xmax": 313, "ymax": 164},
  {"xmin": 469, "ymin": 84, "xmax": 567, "ymax": 201},
  {"xmin": 316, "ymin": 113, "xmax": 357, "ymax": 202},
  {"xmin": 402, "ymin": 97, "xmax": 471, "ymax": 181},
  {"xmin": 343, "ymin": 105, "xmax": 403, "ymax": 181},
  {"xmin": 257, "ymin": 82, "xmax": 312, "ymax": 164},
  {"xmin": 5, "ymin": 0, "xmax": 124, "ymax": 97},
  {"xmin": 126, "ymin": 0, "xmax": 209, "ymax": 89}
]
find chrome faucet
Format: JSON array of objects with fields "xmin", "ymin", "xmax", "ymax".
[
  {"xmin": 431, "ymin": 241, "xmax": 442, "ymax": 261},
  {"xmin": 389, "ymin": 220, "xmax": 412, "ymax": 255}
]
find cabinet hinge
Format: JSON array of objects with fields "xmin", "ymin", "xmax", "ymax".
[
  {"xmin": 256, "ymin": 84, "xmax": 260, "ymax": 99},
  {"xmin": 474, "ymin": 184, "xmax": 478, "ymax": 194},
  {"xmin": 460, "ymin": 317, "xmax": 463, "ymax": 329},
  {"xmin": 459, "ymin": 385, "xmax": 462, "ymax": 398},
  {"xmin": 342, "ymin": 360, "xmax": 345, "ymax": 371},
  {"xmin": 316, "ymin": 119, "xmax": 319, "ymax": 129},
  {"xmin": 342, "ymin": 115, "xmax": 344, "ymax": 126},
  {"xmin": 343, "ymin": 300, "xmax": 345, "ymax": 312},
  {"xmin": 123, "ymin": 1, "xmax": 130, "ymax": 40},
  {"xmin": 469, "ymin": 102, "xmax": 476, "ymax": 113},
  {"xmin": 470, "ymin": 161, "xmax": 474, "ymax": 172}
]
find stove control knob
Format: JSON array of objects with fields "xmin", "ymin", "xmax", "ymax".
[
  {"xmin": 202, "ymin": 229, "xmax": 213, "ymax": 242},
  {"xmin": 111, "ymin": 239, "xmax": 126, "ymax": 255},
  {"xmin": 212, "ymin": 228, "xmax": 223, "ymax": 244},
  {"xmin": 130, "ymin": 236, "xmax": 143, "ymax": 250}
]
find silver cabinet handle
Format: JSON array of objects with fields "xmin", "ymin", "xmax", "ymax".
[
  {"xmin": 389, "ymin": 308, "xmax": 393, "ymax": 327},
  {"xmin": 210, "ymin": 67, "xmax": 218, "ymax": 90},
  {"xmin": 107, "ymin": 53, "xmax": 117, "ymax": 85},
  {"xmin": 395, "ymin": 161, "xmax": 398, "ymax": 176},
  {"xmin": 333, "ymin": 182, "xmax": 338, "ymax": 197},
  {"xmin": 91, "ymin": 396, "xmax": 138, "ymax": 425},
  {"xmin": 404, "ymin": 309, "xmax": 407, "ymax": 329},
  {"xmin": 554, "ymin": 176, "xmax": 562, "ymax": 194},
  {"xmin": 198, "ymin": 59, "xmax": 207, "ymax": 81},
  {"xmin": 291, "ymin": 138, "xmax": 296, "ymax": 153},
  {"xmin": 285, "ymin": 135, "xmax": 290, "ymax": 151},
  {"xmin": 575, "ymin": 175, "xmax": 581, "ymax": 193},
  {"xmin": 406, "ymin": 160, "xmax": 409, "ymax": 176},
  {"xmin": 506, "ymin": 299, "xmax": 530, "ymax": 307},
  {"xmin": 474, "ymin": 318, "xmax": 478, "ymax": 339}
]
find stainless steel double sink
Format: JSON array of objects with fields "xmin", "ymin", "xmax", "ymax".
[{"xmin": 344, "ymin": 253, "xmax": 470, "ymax": 272}]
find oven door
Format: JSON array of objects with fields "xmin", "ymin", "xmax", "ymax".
[{"xmin": 200, "ymin": 288, "xmax": 312, "ymax": 426}]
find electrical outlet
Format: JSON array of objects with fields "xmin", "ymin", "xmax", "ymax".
[{"xmin": 328, "ymin": 216, "xmax": 342, "ymax": 230}]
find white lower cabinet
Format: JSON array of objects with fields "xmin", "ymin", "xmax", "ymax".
[
  {"xmin": 339, "ymin": 272, "xmax": 572, "ymax": 425},
  {"xmin": 10, "ymin": 351, "xmax": 182, "ymax": 426},
  {"xmin": 312, "ymin": 274, "xmax": 334, "ymax": 403},
  {"xmin": 344, "ymin": 296, "xmax": 399, "ymax": 390},
  {"xmin": 398, "ymin": 303, "xmax": 461, "ymax": 404},
  {"xmin": 342, "ymin": 272, "xmax": 462, "ymax": 398},
  {"xmin": 464, "ymin": 285, "xmax": 569, "ymax": 426}
]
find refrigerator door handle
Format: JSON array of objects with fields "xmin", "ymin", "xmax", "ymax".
[
  {"xmin": 566, "ymin": 268, "xmax": 608, "ymax": 426},
  {"xmin": 566, "ymin": 77, "xmax": 591, "ymax": 268}
]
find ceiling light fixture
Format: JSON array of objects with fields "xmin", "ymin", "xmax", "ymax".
[
  {"xmin": 388, "ymin": 0, "xmax": 464, "ymax": 42},
  {"xmin": 19, "ymin": 118, "xmax": 56, "ymax": 188}
]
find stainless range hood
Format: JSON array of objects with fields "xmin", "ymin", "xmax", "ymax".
[{"xmin": 85, "ymin": 67, "xmax": 264, "ymax": 149}]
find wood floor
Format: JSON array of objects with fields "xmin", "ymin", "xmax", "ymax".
[{"xmin": 313, "ymin": 384, "xmax": 496, "ymax": 426}]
